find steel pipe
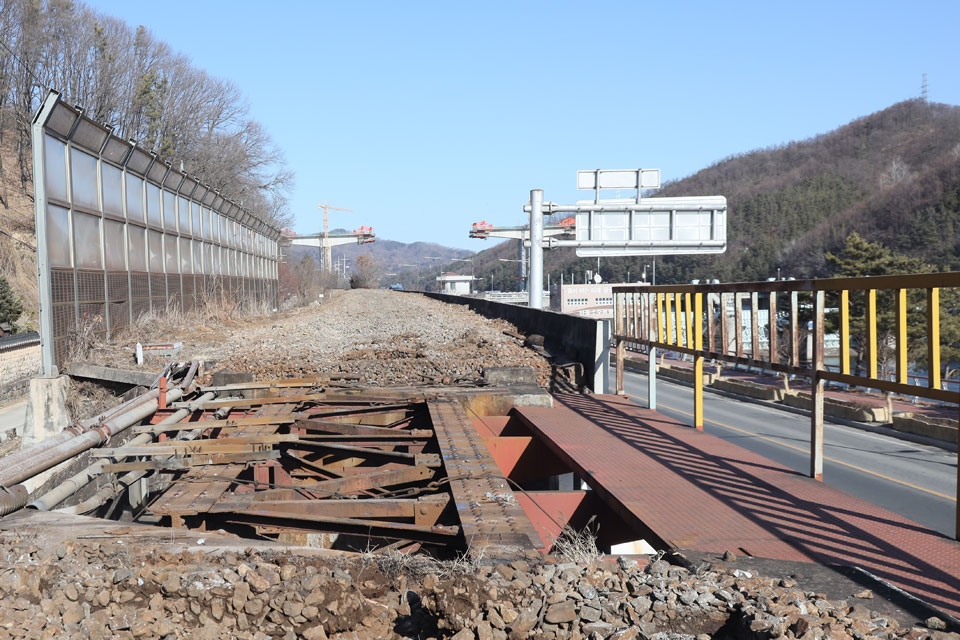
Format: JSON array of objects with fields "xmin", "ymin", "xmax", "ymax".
[
  {"xmin": 529, "ymin": 189, "xmax": 544, "ymax": 309},
  {"xmin": 0, "ymin": 485, "xmax": 28, "ymax": 516},
  {"xmin": 0, "ymin": 387, "xmax": 184, "ymax": 488},
  {"xmin": 30, "ymin": 391, "xmax": 215, "ymax": 511},
  {"xmin": 0, "ymin": 362, "xmax": 199, "ymax": 488},
  {"xmin": 0, "ymin": 392, "xmax": 155, "ymax": 478},
  {"xmin": 0, "ymin": 362, "xmax": 195, "ymax": 483},
  {"xmin": 58, "ymin": 393, "xmax": 227, "ymax": 515}
]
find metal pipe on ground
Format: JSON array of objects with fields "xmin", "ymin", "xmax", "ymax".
[
  {"xmin": 28, "ymin": 391, "xmax": 216, "ymax": 512},
  {"xmin": 0, "ymin": 387, "xmax": 184, "ymax": 489},
  {"xmin": 0, "ymin": 485, "xmax": 28, "ymax": 517},
  {"xmin": 0, "ymin": 392, "xmax": 157, "ymax": 479},
  {"xmin": 0, "ymin": 362, "xmax": 197, "ymax": 485},
  {"xmin": 57, "ymin": 394, "xmax": 230, "ymax": 516}
]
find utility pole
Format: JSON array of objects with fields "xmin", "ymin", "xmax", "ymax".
[{"xmin": 317, "ymin": 202, "xmax": 353, "ymax": 274}]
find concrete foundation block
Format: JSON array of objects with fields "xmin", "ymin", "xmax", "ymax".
[
  {"xmin": 659, "ymin": 364, "xmax": 716, "ymax": 386},
  {"xmin": 712, "ymin": 378, "xmax": 783, "ymax": 402},
  {"xmin": 21, "ymin": 375, "xmax": 72, "ymax": 495},
  {"xmin": 483, "ymin": 366, "xmax": 539, "ymax": 386},
  {"xmin": 22, "ymin": 375, "xmax": 71, "ymax": 448},
  {"xmin": 781, "ymin": 391, "xmax": 887, "ymax": 422},
  {"xmin": 892, "ymin": 414, "xmax": 957, "ymax": 443}
]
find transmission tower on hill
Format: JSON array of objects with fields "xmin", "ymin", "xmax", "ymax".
[{"xmin": 921, "ymin": 73, "xmax": 928, "ymax": 102}]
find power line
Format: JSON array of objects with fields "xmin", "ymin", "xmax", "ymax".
[
  {"xmin": 0, "ymin": 36, "xmax": 51, "ymax": 93},
  {"xmin": 0, "ymin": 227, "xmax": 36, "ymax": 252}
]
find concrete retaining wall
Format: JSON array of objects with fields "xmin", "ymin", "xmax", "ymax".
[
  {"xmin": 418, "ymin": 293, "xmax": 607, "ymax": 392},
  {"xmin": 0, "ymin": 335, "xmax": 41, "ymax": 404}
]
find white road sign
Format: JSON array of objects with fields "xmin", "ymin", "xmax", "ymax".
[
  {"xmin": 572, "ymin": 195, "xmax": 727, "ymax": 257},
  {"xmin": 577, "ymin": 168, "xmax": 661, "ymax": 191}
]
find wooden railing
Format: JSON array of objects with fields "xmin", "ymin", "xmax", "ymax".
[{"xmin": 612, "ymin": 272, "xmax": 960, "ymax": 539}]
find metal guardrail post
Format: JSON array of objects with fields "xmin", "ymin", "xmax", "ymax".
[
  {"xmin": 694, "ymin": 292, "xmax": 704, "ymax": 430},
  {"xmin": 648, "ymin": 344, "xmax": 657, "ymax": 410},
  {"xmin": 769, "ymin": 292, "xmax": 778, "ymax": 363},
  {"xmin": 789, "ymin": 291, "xmax": 799, "ymax": 367},
  {"xmin": 840, "ymin": 290, "xmax": 850, "ymax": 374},
  {"xmin": 616, "ymin": 338, "xmax": 624, "ymax": 395},
  {"xmin": 866, "ymin": 289, "xmax": 878, "ymax": 379},
  {"xmin": 927, "ymin": 287, "xmax": 941, "ymax": 390},
  {"xmin": 895, "ymin": 288, "xmax": 908, "ymax": 384},
  {"xmin": 811, "ymin": 290, "xmax": 825, "ymax": 481}
]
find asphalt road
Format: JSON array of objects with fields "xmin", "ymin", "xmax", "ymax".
[
  {"xmin": 0, "ymin": 399, "xmax": 26, "ymax": 436},
  {"xmin": 619, "ymin": 368, "xmax": 958, "ymax": 538}
]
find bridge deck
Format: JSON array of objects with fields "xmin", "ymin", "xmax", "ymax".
[{"xmin": 515, "ymin": 393, "xmax": 960, "ymax": 619}]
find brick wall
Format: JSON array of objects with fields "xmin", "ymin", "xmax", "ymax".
[{"xmin": 0, "ymin": 342, "xmax": 40, "ymax": 404}]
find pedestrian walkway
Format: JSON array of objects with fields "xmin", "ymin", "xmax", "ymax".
[{"xmin": 515, "ymin": 394, "xmax": 960, "ymax": 618}]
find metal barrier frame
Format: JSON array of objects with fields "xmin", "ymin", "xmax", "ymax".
[{"xmin": 612, "ymin": 273, "xmax": 960, "ymax": 540}]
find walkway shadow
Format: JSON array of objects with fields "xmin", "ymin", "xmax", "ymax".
[{"xmin": 556, "ymin": 393, "xmax": 960, "ymax": 618}]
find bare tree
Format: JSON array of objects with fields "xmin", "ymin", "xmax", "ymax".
[{"xmin": 0, "ymin": 0, "xmax": 293, "ymax": 227}]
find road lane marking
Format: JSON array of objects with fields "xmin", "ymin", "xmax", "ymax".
[
  {"xmin": 621, "ymin": 372, "xmax": 948, "ymax": 454},
  {"xmin": 653, "ymin": 401, "xmax": 956, "ymax": 503}
]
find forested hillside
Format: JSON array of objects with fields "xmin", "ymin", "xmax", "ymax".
[
  {"xmin": 0, "ymin": 0, "xmax": 292, "ymax": 328},
  {"xmin": 470, "ymin": 99, "xmax": 960, "ymax": 288}
]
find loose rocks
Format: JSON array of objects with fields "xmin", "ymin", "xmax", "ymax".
[{"xmin": 1, "ymin": 532, "xmax": 956, "ymax": 640}]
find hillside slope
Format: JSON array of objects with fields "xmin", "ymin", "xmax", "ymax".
[{"xmin": 470, "ymin": 99, "xmax": 960, "ymax": 288}]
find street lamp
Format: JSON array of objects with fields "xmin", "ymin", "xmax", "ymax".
[
  {"xmin": 451, "ymin": 257, "xmax": 474, "ymax": 279},
  {"xmin": 499, "ymin": 258, "xmax": 525, "ymax": 292},
  {"xmin": 424, "ymin": 256, "xmax": 444, "ymax": 275}
]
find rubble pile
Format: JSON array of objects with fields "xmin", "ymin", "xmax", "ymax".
[
  {"xmin": 98, "ymin": 290, "xmax": 552, "ymax": 386},
  {"xmin": 0, "ymin": 535, "xmax": 954, "ymax": 640}
]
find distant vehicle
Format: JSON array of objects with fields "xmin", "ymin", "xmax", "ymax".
[{"xmin": 389, "ymin": 284, "xmax": 404, "ymax": 291}]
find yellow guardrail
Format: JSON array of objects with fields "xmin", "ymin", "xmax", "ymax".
[{"xmin": 612, "ymin": 272, "xmax": 960, "ymax": 540}]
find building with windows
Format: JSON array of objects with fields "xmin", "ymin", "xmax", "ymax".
[
  {"xmin": 436, "ymin": 273, "xmax": 475, "ymax": 295},
  {"xmin": 549, "ymin": 283, "xmax": 644, "ymax": 318}
]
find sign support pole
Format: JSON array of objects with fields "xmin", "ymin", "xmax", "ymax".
[{"xmin": 529, "ymin": 189, "xmax": 544, "ymax": 309}]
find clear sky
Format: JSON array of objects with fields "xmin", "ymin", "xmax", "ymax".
[{"xmin": 88, "ymin": 0, "xmax": 959, "ymax": 250}]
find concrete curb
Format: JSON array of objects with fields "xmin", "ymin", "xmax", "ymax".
[{"xmin": 623, "ymin": 368, "xmax": 958, "ymax": 453}]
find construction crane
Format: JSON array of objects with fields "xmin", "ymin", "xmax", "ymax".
[{"xmin": 318, "ymin": 202, "xmax": 353, "ymax": 273}]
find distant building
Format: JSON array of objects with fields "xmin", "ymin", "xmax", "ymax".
[
  {"xmin": 436, "ymin": 273, "xmax": 474, "ymax": 295},
  {"xmin": 550, "ymin": 283, "xmax": 644, "ymax": 318}
]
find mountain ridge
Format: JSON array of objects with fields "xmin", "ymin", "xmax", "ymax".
[{"xmin": 467, "ymin": 99, "xmax": 960, "ymax": 289}]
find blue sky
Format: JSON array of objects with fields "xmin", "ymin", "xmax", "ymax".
[{"xmin": 89, "ymin": 1, "xmax": 959, "ymax": 250}]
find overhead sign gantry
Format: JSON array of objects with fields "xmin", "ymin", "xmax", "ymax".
[{"xmin": 523, "ymin": 169, "xmax": 727, "ymax": 308}]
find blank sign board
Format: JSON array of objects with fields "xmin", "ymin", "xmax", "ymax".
[
  {"xmin": 577, "ymin": 169, "xmax": 661, "ymax": 191},
  {"xmin": 574, "ymin": 196, "xmax": 727, "ymax": 257}
]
